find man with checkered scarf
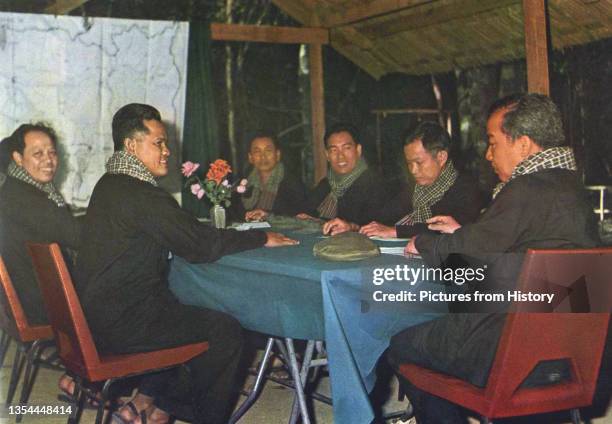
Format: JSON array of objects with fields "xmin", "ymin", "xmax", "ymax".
[
  {"xmin": 356, "ymin": 122, "xmax": 484, "ymax": 239},
  {"xmin": 387, "ymin": 93, "xmax": 600, "ymax": 423}
]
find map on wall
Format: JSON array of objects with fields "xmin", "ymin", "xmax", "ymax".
[{"xmin": 0, "ymin": 13, "xmax": 189, "ymax": 207}]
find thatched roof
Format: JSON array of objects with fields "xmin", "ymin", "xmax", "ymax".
[{"xmin": 271, "ymin": 0, "xmax": 612, "ymax": 78}]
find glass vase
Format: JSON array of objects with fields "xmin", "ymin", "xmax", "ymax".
[{"xmin": 210, "ymin": 204, "xmax": 226, "ymax": 229}]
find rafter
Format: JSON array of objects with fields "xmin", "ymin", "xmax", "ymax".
[
  {"xmin": 357, "ymin": 0, "xmax": 519, "ymax": 38},
  {"xmin": 270, "ymin": 0, "xmax": 317, "ymax": 25},
  {"xmin": 320, "ymin": 0, "xmax": 432, "ymax": 28},
  {"xmin": 211, "ymin": 23, "xmax": 328, "ymax": 45},
  {"xmin": 44, "ymin": 0, "xmax": 90, "ymax": 15}
]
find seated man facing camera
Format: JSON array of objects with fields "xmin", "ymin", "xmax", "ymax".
[
  {"xmin": 387, "ymin": 94, "xmax": 599, "ymax": 423},
  {"xmin": 233, "ymin": 131, "xmax": 306, "ymax": 222},
  {"xmin": 356, "ymin": 122, "xmax": 483, "ymax": 238},
  {"xmin": 300, "ymin": 123, "xmax": 386, "ymax": 230}
]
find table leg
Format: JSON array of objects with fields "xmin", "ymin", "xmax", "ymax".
[
  {"xmin": 285, "ymin": 338, "xmax": 311, "ymax": 424},
  {"xmin": 289, "ymin": 340, "xmax": 315, "ymax": 424},
  {"xmin": 229, "ymin": 337, "xmax": 275, "ymax": 424}
]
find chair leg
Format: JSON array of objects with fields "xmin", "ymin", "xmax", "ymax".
[
  {"xmin": 16, "ymin": 340, "xmax": 46, "ymax": 423},
  {"xmin": 95, "ymin": 379, "xmax": 115, "ymax": 424},
  {"xmin": 5, "ymin": 344, "xmax": 26, "ymax": 407},
  {"xmin": 67, "ymin": 376, "xmax": 85, "ymax": 424},
  {"xmin": 0, "ymin": 332, "xmax": 11, "ymax": 368},
  {"xmin": 570, "ymin": 408, "xmax": 581, "ymax": 424}
]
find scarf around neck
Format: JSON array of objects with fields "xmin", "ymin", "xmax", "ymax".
[
  {"xmin": 105, "ymin": 150, "xmax": 158, "ymax": 186},
  {"xmin": 242, "ymin": 162, "xmax": 285, "ymax": 211},
  {"xmin": 317, "ymin": 158, "xmax": 368, "ymax": 219},
  {"xmin": 396, "ymin": 160, "xmax": 458, "ymax": 226},
  {"xmin": 492, "ymin": 146, "xmax": 577, "ymax": 199},
  {"xmin": 7, "ymin": 161, "xmax": 66, "ymax": 207}
]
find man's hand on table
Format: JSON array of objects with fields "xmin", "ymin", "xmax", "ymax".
[
  {"xmin": 265, "ymin": 232, "xmax": 299, "ymax": 247},
  {"xmin": 426, "ymin": 215, "xmax": 461, "ymax": 234},
  {"xmin": 359, "ymin": 221, "xmax": 396, "ymax": 238},
  {"xmin": 246, "ymin": 209, "xmax": 268, "ymax": 222},
  {"xmin": 296, "ymin": 213, "xmax": 318, "ymax": 221},
  {"xmin": 404, "ymin": 236, "xmax": 419, "ymax": 256},
  {"xmin": 322, "ymin": 218, "xmax": 359, "ymax": 236}
]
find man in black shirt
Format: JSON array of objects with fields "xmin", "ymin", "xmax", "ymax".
[
  {"xmin": 76, "ymin": 104, "xmax": 296, "ymax": 424},
  {"xmin": 387, "ymin": 94, "xmax": 599, "ymax": 423},
  {"xmin": 300, "ymin": 123, "xmax": 386, "ymax": 229},
  {"xmin": 232, "ymin": 131, "xmax": 306, "ymax": 221},
  {"xmin": 359, "ymin": 122, "xmax": 483, "ymax": 239}
]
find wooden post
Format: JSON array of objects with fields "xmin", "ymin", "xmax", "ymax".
[
  {"xmin": 523, "ymin": 0, "xmax": 550, "ymax": 95},
  {"xmin": 309, "ymin": 43, "xmax": 327, "ymax": 184}
]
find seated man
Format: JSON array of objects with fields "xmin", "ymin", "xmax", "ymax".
[
  {"xmin": 357, "ymin": 122, "xmax": 483, "ymax": 238},
  {"xmin": 233, "ymin": 131, "xmax": 306, "ymax": 222},
  {"xmin": 301, "ymin": 123, "xmax": 386, "ymax": 230},
  {"xmin": 387, "ymin": 93, "xmax": 599, "ymax": 423},
  {"xmin": 75, "ymin": 104, "xmax": 297, "ymax": 424},
  {"xmin": 0, "ymin": 124, "xmax": 80, "ymax": 324},
  {"xmin": 0, "ymin": 124, "xmax": 81, "ymax": 398}
]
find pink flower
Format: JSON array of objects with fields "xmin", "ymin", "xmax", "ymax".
[
  {"xmin": 240, "ymin": 179, "xmax": 248, "ymax": 186},
  {"xmin": 236, "ymin": 184, "xmax": 246, "ymax": 194},
  {"xmin": 181, "ymin": 161, "xmax": 200, "ymax": 177},
  {"xmin": 222, "ymin": 179, "xmax": 230, "ymax": 187},
  {"xmin": 191, "ymin": 183, "xmax": 205, "ymax": 199}
]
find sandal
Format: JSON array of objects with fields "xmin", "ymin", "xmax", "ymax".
[
  {"xmin": 58, "ymin": 374, "xmax": 122, "ymax": 409},
  {"xmin": 112, "ymin": 401, "xmax": 147, "ymax": 424}
]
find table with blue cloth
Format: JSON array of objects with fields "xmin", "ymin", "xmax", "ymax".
[{"xmin": 168, "ymin": 231, "xmax": 446, "ymax": 424}]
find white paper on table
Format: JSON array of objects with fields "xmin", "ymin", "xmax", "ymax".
[
  {"xmin": 379, "ymin": 247, "xmax": 406, "ymax": 256},
  {"xmin": 233, "ymin": 221, "xmax": 272, "ymax": 231},
  {"xmin": 369, "ymin": 236, "xmax": 409, "ymax": 242}
]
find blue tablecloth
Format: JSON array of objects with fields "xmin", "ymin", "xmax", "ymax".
[{"xmin": 168, "ymin": 232, "xmax": 445, "ymax": 423}]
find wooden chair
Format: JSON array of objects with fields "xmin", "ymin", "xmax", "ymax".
[
  {"xmin": 27, "ymin": 242, "xmax": 209, "ymax": 424},
  {"xmin": 398, "ymin": 248, "xmax": 612, "ymax": 423},
  {"xmin": 0, "ymin": 255, "xmax": 55, "ymax": 422}
]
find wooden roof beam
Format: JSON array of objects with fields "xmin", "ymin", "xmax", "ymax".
[
  {"xmin": 523, "ymin": 0, "xmax": 550, "ymax": 95},
  {"xmin": 358, "ymin": 0, "xmax": 519, "ymax": 39},
  {"xmin": 270, "ymin": 0, "xmax": 318, "ymax": 25},
  {"xmin": 210, "ymin": 23, "xmax": 329, "ymax": 45},
  {"xmin": 44, "ymin": 0, "xmax": 90, "ymax": 15},
  {"xmin": 320, "ymin": 0, "xmax": 432, "ymax": 28}
]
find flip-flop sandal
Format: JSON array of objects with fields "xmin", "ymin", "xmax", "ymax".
[{"xmin": 112, "ymin": 401, "xmax": 147, "ymax": 424}]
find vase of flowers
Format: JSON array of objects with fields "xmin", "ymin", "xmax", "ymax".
[{"xmin": 182, "ymin": 159, "xmax": 247, "ymax": 229}]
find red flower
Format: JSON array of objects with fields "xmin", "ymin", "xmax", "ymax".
[{"xmin": 206, "ymin": 159, "xmax": 232, "ymax": 184}]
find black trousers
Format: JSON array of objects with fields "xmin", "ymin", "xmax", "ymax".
[{"xmin": 98, "ymin": 303, "xmax": 244, "ymax": 424}]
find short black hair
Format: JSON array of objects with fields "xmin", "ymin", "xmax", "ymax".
[
  {"xmin": 323, "ymin": 123, "xmax": 360, "ymax": 148},
  {"xmin": 488, "ymin": 93, "xmax": 565, "ymax": 149},
  {"xmin": 404, "ymin": 121, "xmax": 450, "ymax": 155},
  {"xmin": 7, "ymin": 123, "xmax": 58, "ymax": 156},
  {"xmin": 248, "ymin": 130, "xmax": 280, "ymax": 150},
  {"xmin": 112, "ymin": 103, "xmax": 162, "ymax": 151}
]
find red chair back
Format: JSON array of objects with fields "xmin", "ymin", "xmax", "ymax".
[
  {"xmin": 400, "ymin": 247, "xmax": 611, "ymax": 419},
  {"xmin": 0, "ymin": 255, "xmax": 52, "ymax": 341},
  {"xmin": 27, "ymin": 243, "xmax": 101, "ymax": 377}
]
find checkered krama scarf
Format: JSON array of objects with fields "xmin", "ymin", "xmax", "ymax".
[
  {"xmin": 396, "ymin": 160, "xmax": 458, "ymax": 225},
  {"xmin": 317, "ymin": 158, "xmax": 368, "ymax": 219},
  {"xmin": 106, "ymin": 150, "xmax": 158, "ymax": 186},
  {"xmin": 242, "ymin": 162, "xmax": 285, "ymax": 211},
  {"xmin": 7, "ymin": 161, "xmax": 66, "ymax": 207},
  {"xmin": 492, "ymin": 146, "xmax": 577, "ymax": 199}
]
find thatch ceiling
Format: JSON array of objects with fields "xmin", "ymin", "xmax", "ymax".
[
  {"xmin": 2, "ymin": 0, "xmax": 611, "ymax": 78},
  {"xmin": 271, "ymin": 0, "xmax": 612, "ymax": 78}
]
